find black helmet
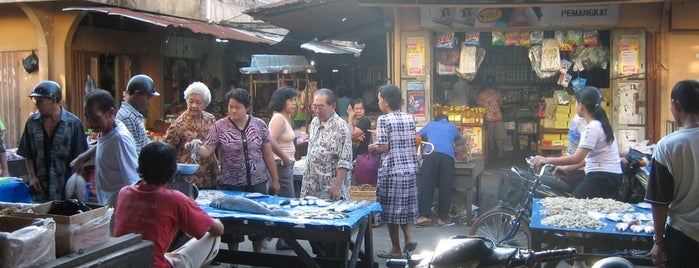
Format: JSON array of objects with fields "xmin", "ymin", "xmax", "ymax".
[
  {"xmin": 591, "ymin": 257, "xmax": 634, "ymax": 268},
  {"xmin": 29, "ymin": 80, "xmax": 62, "ymax": 102},
  {"xmin": 126, "ymin": 74, "xmax": 159, "ymax": 96}
]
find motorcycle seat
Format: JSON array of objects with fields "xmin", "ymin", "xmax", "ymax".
[
  {"xmin": 479, "ymin": 247, "xmax": 520, "ymax": 267},
  {"xmin": 541, "ymin": 174, "xmax": 575, "ymax": 194},
  {"xmin": 430, "ymin": 237, "xmax": 518, "ymax": 267}
]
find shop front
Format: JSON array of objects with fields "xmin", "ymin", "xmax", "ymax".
[{"xmin": 360, "ymin": 1, "xmax": 667, "ymax": 160}]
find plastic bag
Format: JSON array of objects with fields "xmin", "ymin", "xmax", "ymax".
[
  {"xmin": 65, "ymin": 172, "xmax": 87, "ymax": 202},
  {"xmin": 354, "ymin": 153, "xmax": 380, "ymax": 185},
  {"xmin": 66, "ymin": 208, "xmax": 113, "ymax": 253},
  {"xmin": 528, "ymin": 45, "xmax": 558, "ymax": 79},
  {"xmin": 0, "ymin": 218, "xmax": 56, "ymax": 268}
]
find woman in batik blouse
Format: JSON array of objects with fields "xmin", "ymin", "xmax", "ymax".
[{"xmin": 163, "ymin": 82, "xmax": 218, "ymax": 188}]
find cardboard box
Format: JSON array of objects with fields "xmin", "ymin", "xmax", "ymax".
[
  {"xmin": 555, "ymin": 105, "xmax": 570, "ymax": 114},
  {"xmin": 0, "ymin": 216, "xmax": 56, "ymax": 268},
  {"xmin": 554, "ymin": 121, "xmax": 569, "ymax": 129},
  {"xmin": 12, "ymin": 202, "xmax": 111, "ymax": 257},
  {"xmin": 542, "ymin": 134, "xmax": 560, "ymax": 142},
  {"xmin": 554, "ymin": 113, "xmax": 570, "ymax": 121},
  {"xmin": 542, "ymin": 119, "xmax": 554, "ymax": 128}
]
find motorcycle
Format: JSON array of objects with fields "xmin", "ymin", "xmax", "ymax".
[
  {"xmin": 385, "ymin": 236, "xmax": 577, "ymax": 268},
  {"xmin": 619, "ymin": 148, "xmax": 649, "ymax": 203},
  {"xmin": 497, "ymin": 148, "xmax": 649, "ymax": 206}
]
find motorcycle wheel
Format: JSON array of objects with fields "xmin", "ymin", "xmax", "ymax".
[{"xmin": 469, "ymin": 208, "xmax": 531, "ymax": 248}]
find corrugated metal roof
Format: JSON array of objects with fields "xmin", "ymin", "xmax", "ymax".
[
  {"xmin": 63, "ymin": 6, "xmax": 275, "ymax": 44},
  {"xmin": 243, "ymin": 0, "xmax": 386, "ymax": 42},
  {"xmin": 231, "ymin": 28, "xmax": 364, "ymax": 55}
]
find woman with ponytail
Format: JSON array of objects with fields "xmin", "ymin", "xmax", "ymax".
[{"xmin": 530, "ymin": 87, "xmax": 622, "ymax": 199}]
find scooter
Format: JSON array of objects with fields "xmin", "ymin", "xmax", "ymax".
[
  {"xmin": 497, "ymin": 148, "xmax": 649, "ymax": 207},
  {"xmin": 619, "ymin": 148, "xmax": 649, "ymax": 203},
  {"xmin": 385, "ymin": 236, "xmax": 577, "ymax": 268}
]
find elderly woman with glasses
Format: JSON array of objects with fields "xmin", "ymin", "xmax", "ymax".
[{"xmin": 163, "ymin": 82, "xmax": 219, "ymax": 189}]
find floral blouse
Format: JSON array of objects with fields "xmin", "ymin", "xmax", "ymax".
[{"xmin": 163, "ymin": 111, "xmax": 218, "ymax": 188}]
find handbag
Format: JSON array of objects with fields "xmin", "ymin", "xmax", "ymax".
[{"xmin": 354, "ymin": 152, "xmax": 380, "ymax": 185}]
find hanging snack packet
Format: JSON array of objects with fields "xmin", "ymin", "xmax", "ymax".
[
  {"xmin": 530, "ymin": 30, "xmax": 543, "ymax": 45},
  {"xmin": 557, "ymin": 72, "xmax": 573, "ymax": 87},
  {"xmin": 584, "ymin": 30, "xmax": 599, "ymax": 46},
  {"xmin": 492, "ymin": 31, "xmax": 506, "ymax": 46},
  {"xmin": 567, "ymin": 30, "xmax": 583, "ymax": 48},
  {"xmin": 464, "ymin": 31, "xmax": 480, "ymax": 46},
  {"xmin": 437, "ymin": 49, "xmax": 459, "ymax": 75},
  {"xmin": 519, "ymin": 31, "xmax": 530, "ymax": 46},
  {"xmin": 573, "ymin": 57, "xmax": 585, "ymax": 72},
  {"xmin": 505, "ymin": 31, "xmax": 520, "ymax": 46},
  {"xmin": 436, "ymin": 32, "xmax": 457, "ymax": 49},
  {"xmin": 555, "ymin": 30, "xmax": 574, "ymax": 51},
  {"xmin": 541, "ymin": 39, "xmax": 562, "ymax": 72},
  {"xmin": 560, "ymin": 59, "xmax": 572, "ymax": 74},
  {"xmin": 529, "ymin": 45, "xmax": 558, "ymax": 78},
  {"xmin": 571, "ymin": 77, "xmax": 587, "ymax": 91},
  {"xmin": 557, "ymin": 90, "xmax": 571, "ymax": 105}
]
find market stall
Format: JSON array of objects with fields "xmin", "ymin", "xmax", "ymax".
[
  {"xmin": 240, "ymin": 54, "xmax": 316, "ymax": 128},
  {"xmin": 391, "ymin": 5, "xmax": 652, "ymax": 159},
  {"xmin": 530, "ymin": 197, "xmax": 653, "ymax": 265},
  {"xmin": 198, "ymin": 190, "xmax": 380, "ymax": 268}
]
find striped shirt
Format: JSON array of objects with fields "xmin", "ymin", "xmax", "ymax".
[{"xmin": 116, "ymin": 102, "xmax": 148, "ymax": 153}]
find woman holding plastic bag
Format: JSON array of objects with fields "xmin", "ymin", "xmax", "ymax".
[{"xmin": 348, "ymin": 98, "xmax": 378, "ymax": 185}]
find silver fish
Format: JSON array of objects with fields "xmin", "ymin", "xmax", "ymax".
[{"xmin": 210, "ymin": 195, "xmax": 290, "ymax": 217}]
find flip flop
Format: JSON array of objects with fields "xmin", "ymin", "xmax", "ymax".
[
  {"xmin": 436, "ymin": 220, "xmax": 455, "ymax": 227},
  {"xmin": 414, "ymin": 219, "xmax": 432, "ymax": 227},
  {"xmin": 405, "ymin": 242, "xmax": 418, "ymax": 252},
  {"xmin": 377, "ymin": 250, "xmax": 403, "ymax": 259}
]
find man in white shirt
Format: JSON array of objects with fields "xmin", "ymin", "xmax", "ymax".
[{"xmin": 82, "ymin": 89, "xmax": 139, "ymax": 207}]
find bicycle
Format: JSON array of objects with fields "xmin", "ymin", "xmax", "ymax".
[{"xmin": 469, "ymin": 158, "xmax": 555, "ymax": 249}]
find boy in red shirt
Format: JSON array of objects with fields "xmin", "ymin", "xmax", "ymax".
[{"xmin": 114, "ymin": 142, "xmax": 224, "ymax": 268}]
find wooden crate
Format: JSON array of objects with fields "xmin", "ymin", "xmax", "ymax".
[{"xmin": 350, "ymin": 184, "xmax": 376, "ymax": 201}]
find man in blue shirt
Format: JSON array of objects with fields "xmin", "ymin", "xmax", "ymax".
[
  {"xmin": 18, "ymin": 81, "xmax": 89, "ymax": 202},
  {"xmin": 415, "ymin": 114, "xmax": 461, "ymax": 226}
]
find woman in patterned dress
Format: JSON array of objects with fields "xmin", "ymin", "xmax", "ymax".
[
  {"xmin": 189, "ymin": 88, "xmax": 280, "ymax": 253},
  {"xmin": 163, "ymin": 82, "xmax": 218, "ymax": 188},
  {"xmin": 369, "ymin": 84, "xmax": 419, "ymax": 258}
]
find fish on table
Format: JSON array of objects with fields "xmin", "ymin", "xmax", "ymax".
[{"xmin": 210, "ymin": 195, "xmax": 291, "ymax": 217}]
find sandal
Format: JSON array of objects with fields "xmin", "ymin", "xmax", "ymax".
[
  {"xmin": 415, "ymin": 218, "xmax": 432, "ymax": 227},
  {"xmin": 405, "ymin": 242, "xmax": 418, "ymax": 252},
  {"xmin": 377, "ymin": 250, "xmax": 403, "ymax": 259}
]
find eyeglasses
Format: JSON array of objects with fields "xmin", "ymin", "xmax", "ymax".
[{"xmin": 311, "ymin": 104, "xmax": 328, "ymax": 110}]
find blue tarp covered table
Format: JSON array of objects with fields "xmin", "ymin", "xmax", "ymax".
[
  {"xmin": 0, "ymin": 177, "xmax": 31, "ymax": 203},
  {"xmin": 198, "ymin": 190, "xmax": 381, "ymax": 268},
  {"xmin": 530, "ymin": 198, "xmax": 653, "ymax": 265}
]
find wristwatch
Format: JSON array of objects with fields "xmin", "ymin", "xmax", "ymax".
[{"xmin": 653, "ymin": 236, "xmax": 664, "ymax": 244}]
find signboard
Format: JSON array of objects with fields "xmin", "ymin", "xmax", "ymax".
[
  {"xmin": 420, "ymin": 5, "xmax": 619, "ymax": 28},
  {"xmin": 405, "ymin": 37, "xmax": 425, "ymax": 76},
  {"xmin": 407, "ymin": 82, "xmax": 426, "ymax": 116}
]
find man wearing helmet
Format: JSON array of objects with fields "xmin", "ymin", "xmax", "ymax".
[
  {"xmin": 18, "ymin": 80, "xmax": 89, "ymax": 202},
  {"xmin": 71, "ymin": 74, "xmax": 160, "ymax": 173},
  {"xmin": 117, "ymin": 74, "xmax": 160, "ymax": 154}
]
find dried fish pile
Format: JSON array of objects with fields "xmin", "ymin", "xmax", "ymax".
[
  {"xmin": 540, "ymin": 197, "xmax": 634, "ymax": 213},
  {"xmin": 541, "ymin": 211, "xmax": 607, "ymax": 229},
  {"xmin": 538, "ymin": 197, "xmax": 634, "ymax": 229}
]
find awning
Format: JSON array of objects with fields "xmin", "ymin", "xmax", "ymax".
[
  {"xmin": 231, "ymin": 28, "xmax": 364, "ymax": 56},
  {"xmin": 244, "ymin": 0, "xmax": 387, "ymax": 43},
  {"xmin": 357, "ymin": 0, "xmax": 662, "ymax": 7},
  {"xmin": 240, "ymin": 55, "xmax": 315, "ymax": 74},
  {"xmin": 63, "ymin": 6, "xmax": 275, "ymax": 44}
]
